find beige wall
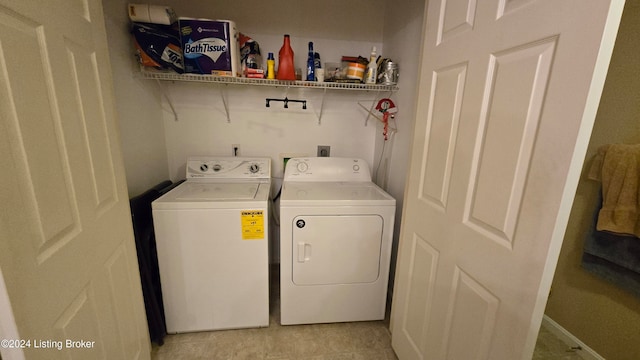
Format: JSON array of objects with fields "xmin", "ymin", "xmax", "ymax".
[
  {"xmin": 103, "ymin": 0, "xmax": 172, "ymax": 197},
  {"xmin": 545, "ymin": 1, "xmax": 640, "ymax": 359},
  {"xmin": 103, "ymin": 0, "xmax": 388, "ymax": 197},
  {"xmin": 380, "ymin": 0, "xmax": 425, "ymax": 293},
  {"xmin": 104, "ymin": 0, "xmax": 416, "ymax": 264}
]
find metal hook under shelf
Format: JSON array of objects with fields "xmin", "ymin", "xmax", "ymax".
[
  {"xmin": 265, "ymin": 89, "xmax": 325, "ymax": 125},
  {"xmin": 265, "ymin": 97, "xmax": 307, "ymax": 110}
]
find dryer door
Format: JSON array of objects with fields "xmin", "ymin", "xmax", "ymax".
[{"xmin": 292, "ymin": 215, "xmax": 383, "ymax": 285}]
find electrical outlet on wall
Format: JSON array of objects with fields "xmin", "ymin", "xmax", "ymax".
[
  {"xmin": 317, "ymin": 145, "xmax": 331, "ymax": 157},
  {"xmin": 232, "ymin": 144, "xmax": 241, "ymax": 156}
]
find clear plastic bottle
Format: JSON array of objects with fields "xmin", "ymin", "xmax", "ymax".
[{"xmin": 365, "ymin": 46, "xmax": 378, "ymax": 84}]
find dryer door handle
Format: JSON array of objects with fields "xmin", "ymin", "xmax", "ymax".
[{"xmin": 297, "ymin": 242, "xmax": 311, "ymax": 262}]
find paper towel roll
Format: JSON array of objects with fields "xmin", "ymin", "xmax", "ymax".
[{"xmin": 128, "ymin": 4, "xmax": 177, "ymax": 25}]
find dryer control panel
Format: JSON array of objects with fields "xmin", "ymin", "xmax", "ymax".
[
  {"xmin": 186, "ymin": 157, "xmax": 271, "ymax": 180},
  {"xmin": 284, "ymin": 157, "xmax": 371, "ymax": 182}
]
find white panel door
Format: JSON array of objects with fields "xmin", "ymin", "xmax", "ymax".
[
  {"xmin": 391, "ymin": 1, "xmax": 624, "ymax": 359},
  {"xmin": 0, "ymin": 0, "xmax": 150, "ymax": 359}
]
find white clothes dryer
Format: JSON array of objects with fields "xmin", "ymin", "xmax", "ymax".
[
  {"xmin": 279, "ymin": 157, "xmax": 396, "ymax": 325},
  {"xmin": 152, "ymin": 157, "xmax": 271, "ymax": 333}
]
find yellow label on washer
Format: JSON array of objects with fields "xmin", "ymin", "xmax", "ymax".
[{"xmin": 241, "ymin": 210, "xmax": 264, "ymax": 240}]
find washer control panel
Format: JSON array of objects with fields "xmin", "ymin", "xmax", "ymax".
[
  {"xmin": 186, "ymin": 157, "xmax": 271, "ymax": 179},
  {"xmin": 284, "ymin": 157, "xmax": 371, "ymax": 182}
]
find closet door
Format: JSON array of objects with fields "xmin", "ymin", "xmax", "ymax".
[
  {"xmin": 0, "ymin": 0, "xmax": 149, "ymax": 359},
  {"xmin": 391, "ymin": 0, "xmax": 624, "ymax": 359}
]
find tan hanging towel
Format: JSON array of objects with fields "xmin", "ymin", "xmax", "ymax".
[{"xmin": 588, "ymin": 144, "xmax": 640, "ymax": 238}]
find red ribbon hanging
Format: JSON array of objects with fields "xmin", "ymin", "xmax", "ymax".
[{"xmin": 375, "ymin": 98, "xmax": 397, "ymax": 141}]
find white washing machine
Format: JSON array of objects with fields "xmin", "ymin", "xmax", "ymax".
[
  {"xmin": 152, "ymin": 157, "xmax": 271, "ymax": 333},
  {"xmin": 280, "ymin": 157, "xmax": 396, "ymax": 325}
]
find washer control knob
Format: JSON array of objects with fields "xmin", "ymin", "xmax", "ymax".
[
  {"xmin": 353, "ymin": 164, "xmax": 360, "ymax": 171},
  {"xmin": 296, "ymin": 162, "xmax": 309, "ymax": 173},
  {"xmin": 200, "ymin": 163, "xmax": 209, "ymax": 172},
  {"xmin": 249, "ymin": 164, "xmax": 260, "ymax": 173},
  {"xmin": 212, "ymin": 164, "xmax": 222, "ymax": 172}
]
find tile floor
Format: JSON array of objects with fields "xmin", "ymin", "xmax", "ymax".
[{"xmin": 151, "ymin": 268, "xmax": 583, "ymax": 360}]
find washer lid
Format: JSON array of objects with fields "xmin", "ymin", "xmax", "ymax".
[
  {"xmin": 153, "ymin": 181, "xmax": 271, "ymax": 208},
  {"xmin": 174, "ymin": 182, "xmax": 259, "ymax": 201},
  {"xmin": 281, "ymin": 181, "xmax": 395, "ymax": 205}
]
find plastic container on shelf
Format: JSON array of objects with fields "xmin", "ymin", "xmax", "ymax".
[
  {"xmin": 306, "ymin": 42, "xmax": 315, "ymax": 81},
  {"xmin": 277, "ymin": 34, "xmax": 296, "ymax": 80},
  {"xmin": 365, "ymin": 46, "xmax": 378, "ymax": 84},
  {"xmin": 266, "ymin": 52, "xmax": 275, "ymax": 79},
  {"xmin": 346, "ymin": 63, "xmax": 365, "ymax": 81}
]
